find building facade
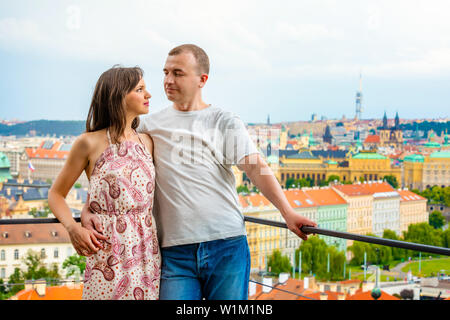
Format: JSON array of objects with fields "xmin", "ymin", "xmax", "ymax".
[
  {"xmin": 398, "ymin": 189, "xmax": 428, "ymax": 234},
  {"xmin": 0, "ymin": 223, "xmax": 74, "ymax": 281}
]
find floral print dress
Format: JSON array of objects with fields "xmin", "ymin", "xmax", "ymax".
[{"xmin": 82, "ymin": 130, "xmax": 161, "ymax": 300}]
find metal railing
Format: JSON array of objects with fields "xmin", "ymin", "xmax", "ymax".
[
  {"xmin": 2, "ymin": 216, "xmax": 449, "ymax": 256},
  {"xmin": 244, "ymin": 216, "xmax": 450, "ymax": 256},
  {"xmin": 1, "ymin": 215, "xmax": 449, "ymax": 300}
]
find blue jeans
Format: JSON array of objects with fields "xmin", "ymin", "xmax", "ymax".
[{"xmin": 159, "ymin": 235, "xmax": 250, "ymax": 300}]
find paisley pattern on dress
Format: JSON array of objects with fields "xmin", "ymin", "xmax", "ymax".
[{"xmin": 82, "ymin": 131, "xmax": 160, "ymax": 300}]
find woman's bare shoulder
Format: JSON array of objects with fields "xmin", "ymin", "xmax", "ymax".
[
  {"xmin": 138, "ymin": 133, "xmax": 154, "ymax": 155},
  {"xmin": 76, "ymin": 130, "xmax": 108, "ymax": 152}
]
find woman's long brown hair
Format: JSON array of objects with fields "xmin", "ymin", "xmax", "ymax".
[{"xmin": 86, "ymin": 65, "xmax": 143, "ymax": 144}]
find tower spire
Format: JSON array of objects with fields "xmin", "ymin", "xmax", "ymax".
[
  {"xmin": 383, "ymin": 111, "xmax": 388, "ymax": 129},
  {"xmin": 355, "ymin": 72, "xmax": 363, "ymax": 120}
]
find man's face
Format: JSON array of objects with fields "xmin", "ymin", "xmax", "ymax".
[{"xmin": 163, "ymin": 52, "xmax": 203, "ymax": 103}]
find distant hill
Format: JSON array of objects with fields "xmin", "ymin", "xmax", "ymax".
[{"xmin": 0, "ymin": 120, "xmax": 85, "ymax": 137}]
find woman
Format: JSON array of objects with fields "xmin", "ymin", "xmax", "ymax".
[{"xmin": 48, "ymin": 66, "xmax": 160, "ymax": 300}]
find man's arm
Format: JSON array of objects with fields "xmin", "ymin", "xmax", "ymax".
[
  {"xmin": 81, "ymin": 202, "xmax": 107, "ymax": 243},
  {"xmin": 237, "ymin": 153, "xmax": 317, "ymax": 240}
]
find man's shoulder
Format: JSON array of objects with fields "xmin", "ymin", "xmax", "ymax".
[{"xmin": 207, "ymin": 106, "xmax": 241, "ymax": 125}]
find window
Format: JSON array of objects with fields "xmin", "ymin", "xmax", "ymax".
[
  {"xmin": 0, "ymin": 250, "xmax": 5, "ymax": 261},
  {"xmin": 14, "ymin": 249, "xmax": 19, "ymax": 260},
  {"xmin": 54, "ymin": 248, "xmax": 59, "ymax": 259},
  {"xmin": 41, "ymin": 248, "xmax": 46, "ymax": 259},
  {"xmin": 1, "ymin": 268, "xmax": 5, "ymax": 279}
]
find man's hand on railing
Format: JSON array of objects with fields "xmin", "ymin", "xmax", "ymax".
[
  {"xmin": 80, "ymin": 203, "xmax": 107, "ymax": 247},
  {"xmin": 284, "ymin": 208, "xmax": 317, "ymax": 241}
]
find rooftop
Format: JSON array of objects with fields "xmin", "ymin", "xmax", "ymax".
[
  {"xmin": 303, "ymin": 188, "xmax": 347, "ymax": 206},
  {"xmin": 397, "ymin": 189, "xmax": 427, "ymax": 202},
  {"xmin": 429, "ymin": 151, "xmax": 450, "ymax": 159},
  {"xmin": 404, "ymin": 154, "xmax": 425, "ymax": 163},
  {"xmin": 13, "ymin": 284, "xmax": 82, "ymax": 300},
  {"xmin": 333, "ymin": 184, "xmax": 372, "ymax": 197},
  {"xmin": 352, "ymin": 152, "xmax": 387, "ymax": 160},
  {"xmin": 0, "ymin": 223, "xmax": 71, "ymax": 245}
]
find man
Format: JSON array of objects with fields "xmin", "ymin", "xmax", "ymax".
[{"xmin": 82, "ymin": 44, "xmax": 317, "ymax": 300}]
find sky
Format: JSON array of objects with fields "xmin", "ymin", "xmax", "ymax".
[{"xmin": 1, "ymin": 0, "xmax": 450, "ymax": 123}]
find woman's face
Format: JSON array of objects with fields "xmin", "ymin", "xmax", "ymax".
[{"xmin": 125, "ymin": 78, "xmax": 151, "ymax": 116}]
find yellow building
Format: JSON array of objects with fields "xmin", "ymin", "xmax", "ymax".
[
  {"xmin": 403, "ymin": 154, "xmax": 424, "ymax": 190},
  {"xmin": 422, "ymin": 151, "xmax": 450, "ymax": 189},
  {"xmin": 239, "ymin": 190, "xmax": 317, "ymax": 271},
  {"xmin": 403, "ymin": 151, "xmax": 450, "ymax": 191},
  {"xmin": 276, "ymin": 150, "xmax": 401, "ymax": 187},
  {"xmin": 332, "ymin": 184, "xmax": 373, "ymax": 237},
  {"xmin": 347, "ymin": 152, "xmax": 401, "ymax": 184},
  {"xmin": 398, "ymin": 189, "xmax": 428, "ymax": 234},
  {"xmin": 232, "ymin": 165, "xmax": 243, "ymax": 187}
]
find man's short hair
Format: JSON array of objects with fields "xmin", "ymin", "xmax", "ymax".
[{"xmin": 168, "ymin": 44, "xmax": 210, "ymax": 75}]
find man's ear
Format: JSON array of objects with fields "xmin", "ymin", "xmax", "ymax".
[{"xmin": 199, "ymin": 74, "xmax": 209, "ymax": 88}]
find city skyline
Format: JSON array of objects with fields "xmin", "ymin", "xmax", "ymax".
[{"xmin": 1, "ymin": 1, "xmax": 450, "ymax": 123}]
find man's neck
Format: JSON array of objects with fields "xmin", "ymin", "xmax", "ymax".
[{"xmin": 172, "ymin": 96, "xmax": 209, "ymax": 112}]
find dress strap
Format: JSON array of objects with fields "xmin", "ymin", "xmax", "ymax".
[
  {"xmin": 134, "ymin": 130, "xmax": 150, "ymax": 154},
  {"xmin": 106, "ymin": 129, "xmax": 113, "ymax": 146}
]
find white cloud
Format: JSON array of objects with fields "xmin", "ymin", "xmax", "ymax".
[{"xmin": 1, "ymin": 0, "xmax": 450, "ymax": 78}]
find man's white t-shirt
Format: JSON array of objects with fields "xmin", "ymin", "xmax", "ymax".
[{"xmin": 138, "ymin": 105, "xmax": 259, "ymax": 248}]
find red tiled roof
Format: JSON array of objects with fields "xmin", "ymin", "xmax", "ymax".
[
  {"xmin": 0, "ymin": 223, "xmax": 71, "ymax": 245},
  {"xmin": 284, "ymin": 190, "xmax": 317, "ymax": 208},
  {"xmin": 303, "ymin": 188, "xmax": 347, "ymax": 206},
  {"xmin": 239, "ymin": 190, "xmax": 317, "ymax": 209},
  {"xmin": 25, "ymin": 141, "xmax": 69, "ymax": 160},
  {"xmin": 333, "ymin": 184, "xmax": 372, "ymax": 197},
  {"xmin": 358, "ymin": 181, "xmax": 396, "ymax": 194},
  {"xmin": 364, "ymin": 135, "xmax": 380, "ymax": 144},
  {"xmin": 346, "ymin": 288, "xmax": 400, "ymax": 300},
  {"xmin": 253, "ymin": 278, "xmax": 306, "ymax": 300},
  {"xmin": 239, "ymin": 193, "xmax": 271, "ymax": 208},
  {"xmin": 14, "ymin": 284, "xmax": 83, "ymax": 300},
  {"xmin": 397, "ymin": 190, "xmax": 426, "ymax": 202}
]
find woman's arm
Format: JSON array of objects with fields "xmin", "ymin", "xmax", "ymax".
[
  {"xmin": 48, "ymin": 134, "xmax": 102, "ymax": 256},
  {"xmin": 139, "ymin": 133, "xmax": 154, "ymax": 158}
]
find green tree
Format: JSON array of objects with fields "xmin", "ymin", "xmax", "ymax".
[
  {"xmin": 236, "ymin": 185, "xmax": 250, "ymax": 194},
  {"xmin": 349, "ymin": 240, "xmax": 377, "ymax": 266},
  {"xmin": 383, "ymin": 229, "xmax": 405, "ymax": 261},
  {"xmin": 285, "ymin": 177, "xmax": 296, "ymax": 189},
  {"xmin": 327, "ymin": 246, "xmax": 346, "ymax": 281},
  {"xmin": 383, "ymin": 175, "xmax": 399, "ymax": 189},
  {"xmin": 415, "ymin": 186, "xmax": 450, "ymax": 207},
  {"xmin": 297, "ymin": 178, "xmax": 312, "ymax": 188},
  {"xmin": 403, "ymin": 223, "xmax": 443, "ymax": 258},
  {"xmin": 429, "ymin": 211, "xmax": 445, "ymax": 229},
  {"xmin": 296, "ymin": 236, "xmax": 328, "ymax": 278},
  {"xmin": 327, "ymin": 175, "xmax": 341, "ymax": 184},
  {"xmin": 62, "ymin": 254, "xmax": 86, "ymax": 277},
  {"xmin": 267, "ymin": 249, "xmax": 292, "ymax": 275},
  {"xmin": 7, "ymin": 268, "xmax": 24, "ymax": 296},
  {"xmin": 22, "ymin": 250, "xmax": 61, "ymax": 283},
  {"xmin": 74, "ymin": 182, "xmax": 82, "ymax": 189},
  {"xmin": 29, "ymin": 207, "xmax": 38, "ymax": 217},
  {"xmin": 442, "ymin": 229, "xmax": 450, "ymax": 248}
]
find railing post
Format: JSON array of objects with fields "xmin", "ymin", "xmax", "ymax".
[
  {"xmin": 364, "ymin": 251, "xmax": 367, "ymax": 281},
  {"xmin": 299, "ymin": 251, "xmax": 302, "ymax": 280}
]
